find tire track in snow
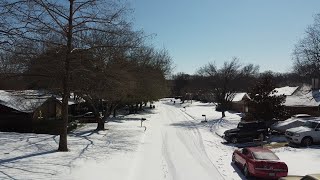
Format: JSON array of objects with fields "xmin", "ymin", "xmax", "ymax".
[
  {"xmin": 162, "ymin": 131, "xmax": 178, "ymax": 180},
  {"xmin": 200, "ymin": 116, "xmax": 241, "ymax": 179},
  {"xmin": 175, "ymin": 104, "xmax": 242, "ymax": 179},
  {"xmin": 168, "ymin": 108, "xmax": 216, "ymax": 169},
  {"xmin": 162, "ymin": 104, "xmax": 224, "ymax": 180}
]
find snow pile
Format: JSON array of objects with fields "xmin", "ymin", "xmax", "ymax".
[{"xmin": 273, "ymin": 147, "xmax": 320, "ymax": 175}]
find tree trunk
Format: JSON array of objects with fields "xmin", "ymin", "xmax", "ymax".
[
  {"xmin": 222, "ymin": 111, "xmax": 226, "ymax": 118},
  {"xmin": 100, "ymin": 99, "xmax": 104, "ymax": 114},
  {"xmin": 129, "ymin": 105, "xmax": 134, "ymax": 114},
  {"xmin": 93, "ymin": 102, "xmax": 108, "ymax": 131},
  {"xmin": 113, "ymin": 108, "xmax": 116, "ymax": 117},
  {"xmin": 58, "ymin": 94, "xmax": 68, "ymax": 151},
  {"xmin": 96, "ymin": 118, "xmax": 105, "ymax": 131},
  {"xmin": 135, "ymin": 103, "xmax": 138, "ymax": 113},
  {"xmin": 139, "ymin": 103, "xmax": 143, "ymax": 111},
  {"xmin": 98, "ymin": 110, "xmax": 111, "ymax": 130},
  {"xmin": 91, "ymin": 105, "xmax": 103, "ymax": 131},
  {"xmin": 58, "ymin": 0, "xmax": 74, "ymax": 152},
  {"xmin": 98, "ymin": 103, "xmax": 118, "ymax": 130}
]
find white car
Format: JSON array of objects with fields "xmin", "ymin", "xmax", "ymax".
[
  {"xmin": 271, "ymin": 114, "xmax": 316, "ymax": 134},
  {"xmin": 285, "ymin": 120, "xmax": 320, "ymax": 146}
]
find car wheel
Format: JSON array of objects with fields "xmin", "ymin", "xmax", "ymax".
[
  {"xmin": 243, "ymin": 164, "xmax": 250, "ymax": 178},
  {"xmin": 301, "ymin": 137, "xmax": 313, "ymax": 147},
  {"xmin": 232, "ymin": 154, "xmax": 236, "ymax": 164},
  {"xmin": 230, "ymin": 136, "xmax": 238, "ymax": 144}
]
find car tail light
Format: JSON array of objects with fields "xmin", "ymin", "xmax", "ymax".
[
  {"xmin": 255, "ymin": 161, "xmax": 288, "ymax": 172},
  {"xmin": 274, "ymin": 162, "xmax": 288, "ymax": 172}
]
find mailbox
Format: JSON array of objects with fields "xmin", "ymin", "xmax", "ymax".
[
  {"xmin": 141, "ymin": 118, "xmax": 146, "ymax": 127},
  {"xmin": 201, "ymin": 114, "xmax": 207, "ymax": 122}
]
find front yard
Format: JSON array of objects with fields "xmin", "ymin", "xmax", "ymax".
[{"xmin": 177, "ymin": 100, "xmax": 320, "ymax": 177}]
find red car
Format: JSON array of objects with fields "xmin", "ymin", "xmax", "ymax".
[{"xmin": 232, "ymin": 147, "xmax": 288, "ymax": 179}]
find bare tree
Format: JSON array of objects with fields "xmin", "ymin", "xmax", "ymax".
[
  {"xmin": 0, "ymin": 0, "xmax": 129, "ymax": 151},
  {"xmin": 74, "ymin": 27, "xmax": 143, "ymax": 130},
  {"xmin": 197, "ymin": 58, "xmax": 259, "ymax": 117},
  {"xmin": 76, "ymin": 57, "xmax": 135, "ymax": 130},
  {"xmin": 172, "ymin": 73, "xmax": 191, "ymax": 98},
  {"xmin": 126, "ymin": 46, "xmax": 172, "ymax": 109},
  {"xmin": 293, "ymin": 13, "xmax": 320, "ymax": 79}
]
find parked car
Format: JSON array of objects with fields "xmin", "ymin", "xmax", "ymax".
[
  {"xmin": 271, "ymin": 114, "xmax": 317, "ymax": 134},
  {"xmin": 280, "ymin": 174, "xmax": 320, "ymax": 180},
  {"xmin": 75, "ymin": 112, "xmax": 97, "ymax": 123},
  {"xmin": 285, "ymin": 120, "xmax": 320, "ymax": 146},
  {"xmin": 223, "ymin": 121, "xmax": 268, "ymax": 143},
  {"xmin": 232, "ymin": 147, "xmax": 288, "ymax": 179},
  {"xmin": 74, "ymin": 112, "xmax": 95, "ymax": 118}
]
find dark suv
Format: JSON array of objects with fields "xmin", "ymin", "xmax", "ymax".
[{"xmin": 223, "ymin": 121, "xmax": 268, "ymax": 144}]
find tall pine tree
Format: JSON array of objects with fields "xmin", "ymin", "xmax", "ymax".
[{"xmin": 248, "ymin": 73, "xmax": 287, "ymax": 122}]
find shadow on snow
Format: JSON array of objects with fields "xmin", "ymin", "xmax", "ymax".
[{"xmin": 0, "ymin": 121, "xmax": 144, "ymax": 179}]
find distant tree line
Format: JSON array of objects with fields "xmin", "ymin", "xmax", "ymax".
[
  {"xmin": 170, "ymin": 13, "xmax": 320, "ymax": 120},
  {"xmin": 170, "ymin": 63, "xmax": 300, "ymax": 120}
]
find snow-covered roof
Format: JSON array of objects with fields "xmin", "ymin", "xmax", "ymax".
[
  {"xmin": 284, "ymin": 85, "xmax": 320, "ymax": 107},
  {"xmin": 273, "ymin": 86, "xmax": 299, "ymax": 96},
  {"xmin": 0, "ymin": 90, "xmax": 55, "ymax": 113},
  {"xmin": 231, "ymin": 93, "xmax": 250, "ymax": 102}
]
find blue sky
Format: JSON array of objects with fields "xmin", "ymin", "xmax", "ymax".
[{"xmin": 130, "ymin": 0, "xmax": 320, "ymax": 74}]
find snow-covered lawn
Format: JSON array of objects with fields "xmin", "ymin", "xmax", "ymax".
[
  {"xmin": 1, "ymin": 99, "xmax": 319, "ymax": 180},
  {"xmin": 0, "ymin": 113, "xmax": 149, "ymax": 180},
  {"xmin": 274, "ymin": 146, "xmax": 320, "ymax": 176},
  {"xmin": 170, "ymin": 100, "xmax": 320, "ymax": 178}
]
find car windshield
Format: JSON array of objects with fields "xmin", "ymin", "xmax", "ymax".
[
  {"xmin": 303, "ymin": 121, "xmax": 319, "ymax": 128},
  {"xmin": 252, "ymin": 151, "xmax": 279, "ymax": 160},
  {"xmin": 293, "ymin": 114, "xmax": 311, "ymax": 118},
  {"xmin": 237, "ymin": 122, "xmax": 264, "ymax": 129}
]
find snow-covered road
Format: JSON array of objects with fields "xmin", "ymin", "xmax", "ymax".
[{"xmin": 128, "ymin": 102, "xmax": 224, "ymax": 180}]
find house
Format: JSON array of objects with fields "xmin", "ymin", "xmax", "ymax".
[
  {"xmin": 230, "ymin": 92, "xmax": 251, "ymax": 113},
  {"xmin": 271, "ymin": 85, "xmax": 320, "ymax": 116},
  {"xmin": 0, "ymin": 90, "xmax": 62, "ymax": 133},
  {"xmin": 283, "ymin": 85, "xmax": 320, "ymax": 116}
]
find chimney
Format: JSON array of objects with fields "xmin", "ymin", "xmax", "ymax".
[{"xmin": 312, "ymin": 78, "xmax": 319, "ymax": 90}]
